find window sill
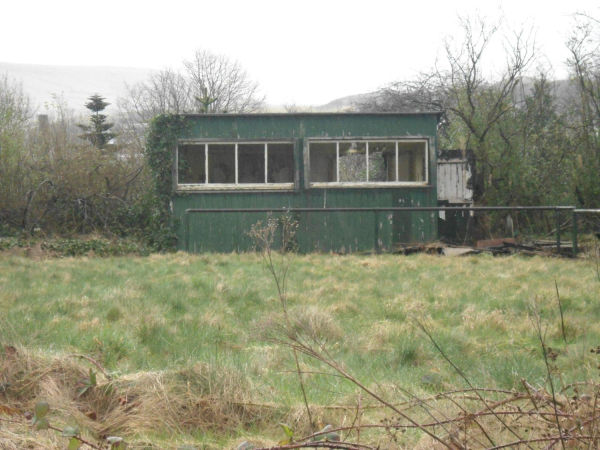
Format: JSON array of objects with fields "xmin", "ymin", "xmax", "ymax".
[
  {"xmin": 309, "ymin": 182, "xmax": 430, "ymax": 189},
  {"xmin": 177, "ymin": 183, "xmax": 294, "ymax": 192}
]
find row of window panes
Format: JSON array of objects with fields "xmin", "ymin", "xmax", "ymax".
[
  {"xmin": 178, "ymin": 143, "xmax": 294, "ymax": 184},
  {"xmin": 309, "ymin": 140, "xmax": 427, "ymax": 183}
]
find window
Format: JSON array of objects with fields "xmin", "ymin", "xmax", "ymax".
[
  {"xmin": 208, "ymin": 144, "xmax": 235, "ymax": 183},
  {"xmin": 339, "ymin": 142, "xmax": 367, "ymax": 182},
  {"xmin": 178, "ymin": 144, "xmax": 206, "ymax": 184},
  {"xmin": 308, "ymin": 139, "xmax": 428, "ymax": 186},
  {"xmin": 177, "ymin": 141, "xmax": 294, "ymax": 190}
]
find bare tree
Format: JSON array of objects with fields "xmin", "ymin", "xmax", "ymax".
[
  {"xmin": 567, "ymin": 13, "xmax": 600, "ymax": 128},
  {"xmin": 566, "ymin": 12, "xmax": 600, "ymax": 207},
  {"xmin": 358, "ymin": 14, "xmax": 538, "ymax": 203},
  {"xmin": 183, "ymin": 49, "xmax": 265, "ymax": 114},
  {"xmin": 0, "ymin": 74, "xmax": 35, "ymax": 220},
  {"xmin": 0, "ymin": 73, "xmax": 34, "ymax": 138},
  {"xmin": 117, "ymin": 69, "xmax": 193, "ymax": 148},
  {"xmin": 282, "ymin": 102, "xmax": 313, "ymax": 113},
  {"xmin": 283, "ymin": 102, "xmax": 301, "ymax": 113},
  {"xmin": 121, "ymin": 69, "xmax": 192, "ymax": 119},
  {"xmin": 118, "ymin": 70, "xmax": 186, "ymax": 146},
  {"xmin": 117, "ymin": 49, "xmax": 265, "ymax": 148}
]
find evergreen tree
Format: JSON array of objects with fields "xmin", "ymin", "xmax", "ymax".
[{"xmin": 77, "ymin": 94, "xmax": 116, "ymax": 149}]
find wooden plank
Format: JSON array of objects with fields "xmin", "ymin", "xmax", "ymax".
[{"xmin": 476, "ymin": 238, "xmax": 516, "ymax": 248}]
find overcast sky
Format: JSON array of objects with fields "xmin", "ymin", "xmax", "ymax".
[{"xmin": 2, "ymin": 0, "xmax": 598, "ymax": 106}]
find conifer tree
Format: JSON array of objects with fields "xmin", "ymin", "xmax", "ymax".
[{"xmin": 77, "ymin": 94, "xmax": 116, "ymax": 149}]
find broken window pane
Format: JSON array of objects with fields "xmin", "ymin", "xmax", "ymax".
[
  {"xmin": 310, "ymin": 142, "xmax": 337, "ymax": 182},
  {"xmin": 268, "ymin": 143, "xmax": 294, "ymax": 183},
  {"xmin": 208, "ymin": 144, "xmax": 235, "ymax": 183},
  {"xmin": 238, "ymin": 144, "xmax": 265, "ymax": 184},
  {"xmin": 178, "ymin": 144, "xmax": 206, "ymax": 184},
  {"xmin": 368, "ymin": 142, "xmax": 396, "ymax": 182},
  {"xmin": 398, "ymin": 141, "xmax": 426, "ymax": 182},
  {"xmin": 339, "ymin": 142, "xmax": 367, "ymax": 182}
]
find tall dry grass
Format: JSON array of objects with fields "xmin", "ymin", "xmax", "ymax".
[{"xmin": 0, "ymin": 346, "xmax": 298, "ymax": 448}]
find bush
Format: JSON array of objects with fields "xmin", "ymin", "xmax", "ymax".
[{"xmin": 0, "ymin": 237, "xmax": 148, "ymax": 257}]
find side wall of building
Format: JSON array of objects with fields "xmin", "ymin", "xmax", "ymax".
[{"xmin": 172, "ymin": 114, "xmax": 439, "ymax": 253}]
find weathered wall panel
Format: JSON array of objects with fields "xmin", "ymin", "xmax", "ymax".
[
  {"xmin": 436, "ymin": 150, "xmax": 476, "ymax": 243},
  {"xmin": 437, "ymin": 150, "xmax": 475, "ymax": 204}
]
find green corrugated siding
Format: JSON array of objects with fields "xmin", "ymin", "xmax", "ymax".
[{"xmin": 172, "ymin": 114, "xmax": 439, "ymax": 253}]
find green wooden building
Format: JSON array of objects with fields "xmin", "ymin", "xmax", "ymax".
[{"xmin": 172, "ymin": 112, "xmax": 441, "ymax": 253}]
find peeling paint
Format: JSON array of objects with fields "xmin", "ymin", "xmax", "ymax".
[{"xmin": 437, "ymin": 150, "xmax": 475, "ymax": 204}]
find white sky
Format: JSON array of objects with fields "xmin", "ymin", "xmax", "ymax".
[{"xmin": 1, "ymin": 0, "xmax": 598, "ymax": 106}]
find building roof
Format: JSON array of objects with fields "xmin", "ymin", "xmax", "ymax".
[{"xmin": 181, "ymin": 112, "xmax": 444, "ymax": 118}]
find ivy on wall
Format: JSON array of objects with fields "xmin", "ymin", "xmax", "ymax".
[{"xmin": 144, "ymin": 114, "xmax": 187, "ymax": 251}]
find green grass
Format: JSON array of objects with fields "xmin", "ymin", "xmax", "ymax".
[{"xmin": 1, "ymin": 251, "xmax": 599, "ymax": 408}]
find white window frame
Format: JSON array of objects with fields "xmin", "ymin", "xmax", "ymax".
[
  {"xmin": 308, "ymin": 137, "xmax": 429, "ymax": 188},
  {"xmin": 176, "ymin": 140, "xmax": 295, "ymax": 191}
]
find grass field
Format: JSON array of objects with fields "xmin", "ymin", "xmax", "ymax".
[{"xmin": 1, "ymin": 251, "xmax": 599, "ymax": 448}]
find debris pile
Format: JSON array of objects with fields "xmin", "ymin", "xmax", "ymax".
[{"xmin": 397, "ymin": 238, "xmax": 574, "ymax": 257}]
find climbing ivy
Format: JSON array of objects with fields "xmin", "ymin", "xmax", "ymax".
[{"xmin": 144, "ymin": 114, "xmax": 187, "ymax": 251}]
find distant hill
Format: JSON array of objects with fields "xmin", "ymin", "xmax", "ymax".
[
  {"xmin": 312, "ymin": 93, "xmax": 376, "ymax": 112},
  {"xmin": 515, "ymin": 76, "xmax": 576, "ymax": 108},
  {"xmin": 0, "ymin": 62, "xmax": 375, "ymax": 114},
  {"xmin": 0, "ymin": 62, "xmax": 154, "ymax": 114},
  {"xmin": 0, "ymin": 62, "xmax": 578, "ymax": 116},
  {"xmin": 323, "ymin": 78, "xmax": 578, "ymax": 113}
]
